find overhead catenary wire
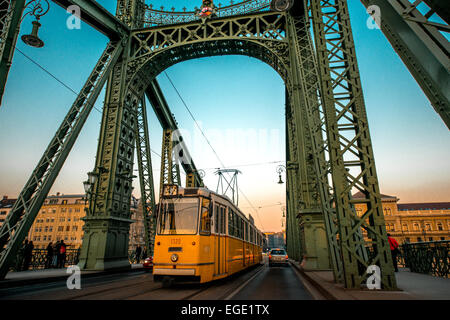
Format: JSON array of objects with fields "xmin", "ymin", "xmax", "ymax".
[
  {"xmin": 164, "ymin": 71, "xmax": 267, "ymax": 231},
  {"xmin": 15, "ymin": 47, "xmax": 163, "ymax": 159},
  {"xmin": 16, "ymin": 47, "xmax": 270, "ymax": 231}
]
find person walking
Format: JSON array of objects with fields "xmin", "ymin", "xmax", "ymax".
[
  {"xmin": 388, "ymin": 233, "xmax": 400, "ymax": 272},
  {"xmin": 135, "ymin": 245, "xmax": 142, "ymax": 264},
  {"xmin": 58, "ymin": 240, "xmax": 67, "ymax": 268},
  {"xmin": 55, "ymin": 240, "xmax": 61, "ymax": 268},
  {"xmin": 23, "ymin": 240, "xmax": 34, "ymax": 271},
  {"xmin": 52, "ymin": 242, "xmax": 59, "ymax": 268},
  {"xmin": 45, "ymin": 242, "xmax": 53, "ymax": 269}
]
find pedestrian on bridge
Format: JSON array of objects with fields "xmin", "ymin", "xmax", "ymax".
[
  {"xmin": 58, "ymin": 240, "xmax": 67, "ymax": 268},
  {"xmin": 45, "ymin": 242, "xmax": 53, "ymax": 269},
  {"xmin": 23, "ymin": 240, "xmax": 34, "ymax": 271},
  {"xmin": 388, "ymin": 233, "xmax": 400, "ymax": 272},
  {"xmin": 135, "ymin": 245, "xmax": 142, "ymax": 264}
]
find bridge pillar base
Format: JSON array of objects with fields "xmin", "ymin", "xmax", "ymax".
[
  {"xmin": 77, "ymin": 217, "xmax": 133, "ymax": 271},
  {"xmin": 298, "ymin": 209, "xmax": 331, "ymax": 271}
]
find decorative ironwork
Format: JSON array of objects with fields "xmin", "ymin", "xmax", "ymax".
[
  {"xmin": 21, "ymin": 0, "xmax": 49, "ymax": 21},
  {"xmin": 143, "ymin": 0, "xmax": 271, "ymax": 26},
  {"xmin": 10, "ymin": 248, "xmax": 80, "ymax": 271},
  {"xmin": 401, "ymin": 241, "xmax": 450, "ymax": 278}
]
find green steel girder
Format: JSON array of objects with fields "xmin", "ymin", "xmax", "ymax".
[
  {"xmin": 78, "ymin": 39, "xmax": 140, "ymax": 270},
  {"xmin": 145, "ymin": 80, "xmax": 204, "ymax": 188},
  {"xmin": 134, "ymin": 97, "xmax": 157, "ymax": 256},
  {"xmin": 52, "ymin": 0, "xmax": 130, "ymax": 39},
  {"xmin": 0, "ymin": 40, "xmax": 123, "ymax": 279},
  {"xmin": 308, "ymin": 0, "xmax": 397, "ymax": 289},
  {"xmin": 361, "ymin": 0, "xmax": 449, "ymax": 129},
  {"xmin": 286, "ymin": 12, "xmax": 342, "ymax": 279},
  {"xmin": 0, "ymin": 0, "xmax": 25, "ymax": 105},
  {"xmin": 159, "ymin": 128, "xmax": 181, "ymax": 194}
]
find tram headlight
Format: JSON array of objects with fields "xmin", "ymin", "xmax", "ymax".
[{"xmin": 171, "ymin": 254, "xmax": 179, "ymax": 262}]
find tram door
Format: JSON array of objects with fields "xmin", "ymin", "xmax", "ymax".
[{"xmin": 221, "ymin": 206, "xmax": 227, "ymax": 274}]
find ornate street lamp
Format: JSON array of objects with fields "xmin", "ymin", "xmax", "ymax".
[
  {"xmin": 276, "ymin": 165, "xmax": 286, "ymax": 184},
  {"xmin": 21, "ymin": 0, "xmax": 50, "ymax": 48}
]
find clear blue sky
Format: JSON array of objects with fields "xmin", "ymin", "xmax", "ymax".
[{"xmin": 0, "ymin": 1, "xmax": 449, "ymax": 232}]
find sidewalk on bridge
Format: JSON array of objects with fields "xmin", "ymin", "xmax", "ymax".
[
  {"xmin": 0, "ymin": 264, "xmax": 144, "ymax": 289},
  {"xmin": 290, "ymin": 261, "xmax": 450, "ymax": 300}
]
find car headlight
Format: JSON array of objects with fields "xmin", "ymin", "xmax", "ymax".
[{"xmin": 171, "ymin": 254, "xmax": 178, "ymax": 262}]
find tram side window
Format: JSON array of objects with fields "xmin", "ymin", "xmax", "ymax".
[
  {"xmin": 228, "ymin": 210, "xmax": 234, "ymax": 236},
  {"xmin": 200, "ymin": 198, "xmax": 211, "ymax": 235},
  {"xmin": 221, "ymin": 207, "xmax": 226, "ymax": 234},
  {"xmin": 244, "ymin": 222, "xmax": 247, "ymax": 241},
  {"xmin": 234, "ymin": 215, "xmax": 240, "ymax": 239}
]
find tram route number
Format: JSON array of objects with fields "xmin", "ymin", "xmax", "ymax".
[
  {"xmin": 180, "ymin": 304, "xmax": 270, "ymax": 318},
  {"xmin": 171, "ymin": 238, "xmax": 181, "ymax": 245}
]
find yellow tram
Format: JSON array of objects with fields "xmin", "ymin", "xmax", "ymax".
[{"xmin": 153, "ymin": 184, "xmax": 264, "ymax": 284}]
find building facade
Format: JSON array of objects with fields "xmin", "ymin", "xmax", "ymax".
[
  {"xmin": 27, "ymin": 194, "xmax": 87, "ymax": 249},
  {"xmin": 264, "ymin": 231, "xmax": 286, "ymax": 251},
  {"xmin": 354, "ymin": 192, "xmax": 450, "ymax": 244},
  {"xmin": 0, "ymin": 195, "xmax": 17, "ymax": 227},
  {"xmin": 1, "ymin": 193, "xmax": 146, "ymax": 251}
]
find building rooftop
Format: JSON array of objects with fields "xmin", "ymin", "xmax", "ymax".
[
  {"xmin": 352, "ymin": 191, "xmax": 398, "ymax": 201},
  {"xmin": 398, "ymin": 203, "xmax": 450, "ymax": 211},
  {"xmin": 0, "ymin": 196, "xmax": 17, "ymax": 209}
]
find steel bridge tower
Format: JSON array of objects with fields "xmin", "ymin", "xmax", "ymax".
[{"xmin": 3, "ymin": 0, "xmax": 446, "ymax": 290}]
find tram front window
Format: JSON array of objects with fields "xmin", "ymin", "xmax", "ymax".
[{"xmin": 158, "ymin": 198, "xmax": 199, "ymax": 235}]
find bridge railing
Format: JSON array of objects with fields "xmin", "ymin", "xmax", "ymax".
[
  {"xmin": 398, "ymin": 240, "xmax": 449, "ymax": 278},
  {"xmin": 8, "ymin": 249, "xmax": 143, "ymax": 272},
  {"xmin": 10, "ymin": 248, "xmax": 81, "ymax": 271}
]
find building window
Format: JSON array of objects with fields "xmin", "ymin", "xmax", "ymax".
[
  {"xmin": 0, "ymin": 211, "xmax": 6, "ymax": 215},
  {"xmin": 73, "ymin": 226, "xmax": 78, "ymax": 231},
  {"xmin": 414, "ymin": 223, "xmax": 420, "ymax": 231},
  {"xmin": 61, "ymin": 208, "xmax": 66, "ymax": 213},
  {"xmin": 441, "ymin": 237, "xmax": 445, "ymax": 241},
  {"xmin": 417, "ymin": 237, "xmax": 422, "ymax": 242},
  {"xmin": 402, "ymin": 224, "xmax": 408, "ymax": 231},
  {"xmin": 75, "ymin": 208, "xmax": 80, "ymax": 213},
  {"xmin": 58, "ymin": 226, "xmax": 63, "ymax": 231},
  {"xmin": 425, "ymin": 223, "xmax": 432, "ymax": 231},
  {"xmin": 428, "ymin": 237, "xmax": 433, "ymax": 242},
  {"xmin": 62, "ymin": 200, "xmax": 68, "ymax": 205},
  {"xmin": 66, "ymin": 226, "xmax": 70, "ymax": 232},
  {"xmin": 437, "ymin": 223, "xmax": 443, "ymax": 231}
]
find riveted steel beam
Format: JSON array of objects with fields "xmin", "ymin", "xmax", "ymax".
[
  {"xmin": 308, "ymin": 0, "xmax": 397, "ymax": 289},
  {"xmin": 361, "ymin": 0, "xmax": 449, "ymax": 129},
  {"xmin": 0, "ymin": 41, "xmax": 123, "ymax": 279},
  {"xmin": 134, "ymin": 97, "xmax": 157, "ymax": 256},
  {"xmin": 145, "ymin": 80, "xmax": 204, "ymax": 188},
  {"xmin": 52, "ymin": 0, "xmax": 129, "ymax": 38},
  {"xmin": 0, "ymin": 0, "xmax": 25, "ymax": 105}
]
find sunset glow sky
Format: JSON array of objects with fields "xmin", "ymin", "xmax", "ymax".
[{"xmin": 0, "ymin": 1, "xmax": 449, "ymax": 232}]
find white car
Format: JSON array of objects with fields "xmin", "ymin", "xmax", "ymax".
[{"xmin": 268, "ymin": 248, "xmax": 288, "ymax": 267}]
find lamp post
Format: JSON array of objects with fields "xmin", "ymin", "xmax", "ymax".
[
  {"xmin": 21, "ymin": 0, "xmax": 50, "ymax": 48},
  {"xmin": 276, "ymin": 165, "xmax": 286, "ymax": 184},
  {"xmin": 82, "ymin": 167, "xmax": 108, "ymax": 214}
]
